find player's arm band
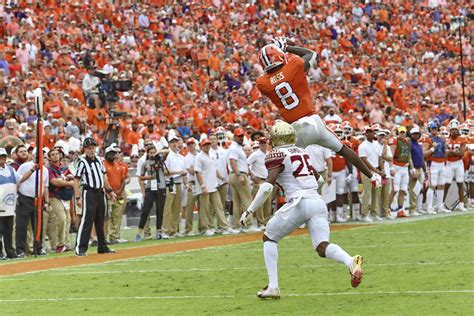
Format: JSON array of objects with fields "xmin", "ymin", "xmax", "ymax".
[
  {"xmin": 308, "ymin": 52, "xmax": 317, "ymax": 65},
  {"xmin": 247, "ymin": 182, "xmax": 274, "ymax": 213}
]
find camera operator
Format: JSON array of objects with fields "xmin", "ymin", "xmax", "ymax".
[
  {"xmin": 135, "ymin": 146, "xmax": 168, "ymax": 241},
  {"xmin": 82, "ymin": 68, "xmax": 101, "ymax": 109},
  {"xmin": 104, "ymin": 116, "xmax": 121, "ymax": 148}
]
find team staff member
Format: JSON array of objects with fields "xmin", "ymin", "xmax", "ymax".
[
  {"xmin": 0, "ymin": 148, "xmax": 20, "ymax": 259},
  {"xmin": 408, "ymin": 127, "xmax": 426, "ymax": 216},
  {"xmin": 196, "ymin": 139, "xmax": 240, "ymax": 236},
  {"xmin": 74, "ymin": 137, "xmax": 116, "ymax": 256},
  {"xmin": 209, "ymin": 133, "xmax": 229, "ymax": 215},
  {"xmin": 248, "ymin": 137, "xmax": 271, "ymax": 227},
  {"xmin": 162, "ymin": 134, "xmax": 187, "ymax": 239},
  {"xmin": 359, "ymin": 126, "xmax": 382, "ymax": 222},
  {"xmin": 47, "ymin": 147, "xmax": 75, "ymax": 253},
  {"xmin": 228, "ymin": 128, "xmax": 253, "ymax": 229},
  {"xmin": 16, "ymin": 147, "xmax": 50, "ymax": 257},
  {"xmin": 183, "ymin": 139, "xmax": 198, "ymax": 235},
  {"xmin": 104, "ymin": 146, "xmax": 130, "ymax": 244}
]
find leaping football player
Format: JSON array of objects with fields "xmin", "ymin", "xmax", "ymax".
[{"xmin": 255, "ymin": 38, "xmax": 381, "ymax": 188}]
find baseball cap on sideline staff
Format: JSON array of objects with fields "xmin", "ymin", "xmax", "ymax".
[{"xmin": 200, "ymin": 138, "xmax": 211, "ymax": 146}]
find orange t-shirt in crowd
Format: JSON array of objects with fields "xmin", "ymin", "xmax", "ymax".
[
  {"xmin": 256, "ymin": 55, "xmax": 316, "ymax": 123},
  {"xmin": 44, "ymin": 100, "xmax": 64, "ymax": 119},
  {"xmin": 446, "ymin": 136, "xmax": 466, "ymax": 162},
  {"xmin": 43, "ymin": 133, "xmax": 55, "ymax": 149}
]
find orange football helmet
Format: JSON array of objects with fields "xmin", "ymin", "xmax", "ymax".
[{"xmin": 259, "ymin": 44, "xmax": 288, "ymax": 73}]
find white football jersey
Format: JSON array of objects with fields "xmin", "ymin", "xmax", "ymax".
[{"xmin": 265, "ymin": 146, "xmax": 318, "ymax": 199}]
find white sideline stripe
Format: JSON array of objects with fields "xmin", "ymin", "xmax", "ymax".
[
  {"xmin": 33, "ymin": 261, "xmax": 474, "ymax": 275},
  {"xmin": 0, "ymin": 290, "xmax": 473, "ymax": 303}
]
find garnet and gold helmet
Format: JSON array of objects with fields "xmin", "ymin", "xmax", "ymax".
[{"xmin": 270, "ymin": 120, "xmax": 296, "ymax": 148}]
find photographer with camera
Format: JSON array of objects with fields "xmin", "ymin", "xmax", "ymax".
[
  {"xmin": 82, "ymin": 68, "xmax": 101, "ymax": 110},
  {"xmin": 135, "ymin": 146, "xmax": 168, "ymax": 241}
]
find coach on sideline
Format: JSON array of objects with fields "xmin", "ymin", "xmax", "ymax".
[{"xmin": 73, "ymin": 137, "xmax": 116, "ymax": 256}]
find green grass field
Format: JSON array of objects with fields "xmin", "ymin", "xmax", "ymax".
[{"xmin": 1, "ymin": 213, "xmax": 473, "ymax": 315}]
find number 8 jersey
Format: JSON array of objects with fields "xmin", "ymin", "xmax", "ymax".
[
  {"xmin": 257, "ymin": 55, "xmax": 316, "ymax": 123},
  {"xmin": 265, "ymin": 146, "xmax": 319, "ymax": 199}
]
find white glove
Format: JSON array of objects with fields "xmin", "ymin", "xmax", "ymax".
[
  {"xmin": 345, "ymin": 174, "xmax": 353, "ymax": 185},
  {"xmin": 240, "ymin": 210, "xmax": 251, "ymax": 227},
  {"xmin": 370, "ymin": 173, "xmax": 382, "ymax": 189},
  {"xmin": 317, "ymin": 174, "xmax": 326, "ymax": 188},
  {"xmin": 271, "ymin": 37, "xmax": 288, "ymax": 52}
]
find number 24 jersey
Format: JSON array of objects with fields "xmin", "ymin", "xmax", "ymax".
[
  {"xmin": 265, "ymin": 146, "xmax": 318, "ymax": 199},
  {"xmin": 256, "ymin": 55, "xmax": 316, "ymax": 123}
]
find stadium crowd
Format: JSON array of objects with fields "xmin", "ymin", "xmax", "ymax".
[{"xmin": 0, "ymin": 0, "xmax": 473, "ymax": 259}]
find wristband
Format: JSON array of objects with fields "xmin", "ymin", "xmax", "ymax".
[
  {"xmin": 76, "ymin": 197, "xmax": 81, "ymax": 200},
  {"xmin": 106, "ymin": 188, "xmax": 113, "ymax": 193}
]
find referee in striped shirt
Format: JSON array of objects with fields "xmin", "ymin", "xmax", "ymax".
[{"xmin": 73, "ymin": 137, "xmax": 116, "ymax": 256}]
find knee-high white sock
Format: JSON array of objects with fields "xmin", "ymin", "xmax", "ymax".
[
  {"xmin": 436, "ymin": 189, "xmax": 444, "ymax": 208},
  {"xmin": 264, "ymin": 241, "xmax": 279, "ymax": 289},
  {"xmin": 426, "ymin": 188, "xmax": 434, "ymax": 210},
  {"xmin": 336, "ymin": 207, "xmax": 343, "ymax": 218},
  {"xmin": 352, "ymin": 203, "xmax": 361, "ymax": 220},
  {"xmin": 416, "ymin": 194, "xmax": 423, "ymax": 211},
  {"xmin": 325, "ymin": 243, "xmax": 353, "ymax": 269}
]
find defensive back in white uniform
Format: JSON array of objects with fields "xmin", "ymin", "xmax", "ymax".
[{"xmin": 240, "ymin": 120, "xmax": 364, "ymax": 299}]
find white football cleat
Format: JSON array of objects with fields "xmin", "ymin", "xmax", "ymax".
[
  {"xmin": 204, "ymin": 229, "xmax": 215, "ymax": 237},
  {"xmin": 361, "ymin": 216, "xmax": 373, "ymax": 223},
  {"xmin": 437, "ymin": 206, "xmax": 451, "ymax": 213},
  {"xmin": 257, "ymin": 286, "xmax": 281, "ymax": 299},
  {"xmin": 455, "ymin": 203, "xmax": 468, "ymax": 212},
  {"xmin": 350, "ymin": 255, "xmax": 364, "ymax": 288},
  {"xmin": 222, "ymin": 228, "xmax": 240, "ymax": 235}
]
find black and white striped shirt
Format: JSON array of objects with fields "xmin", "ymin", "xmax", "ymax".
[{"xmin": 75, "ymin": 156, "xmax": 105, "ymax": 189}]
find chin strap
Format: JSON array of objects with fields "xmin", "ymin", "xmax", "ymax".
[{"xmin": 247, "ymin": 182, "xmax": 274, "ymax": 213}]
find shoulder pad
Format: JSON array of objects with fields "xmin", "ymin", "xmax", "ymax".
[{"xmin": 265, "ymin": 149, "xmax": 285, "ymax": 170}]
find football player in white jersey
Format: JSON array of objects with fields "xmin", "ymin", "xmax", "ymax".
[{"xmin": 240, "ymin": 121, "xmax": 363, "ymax": 299}]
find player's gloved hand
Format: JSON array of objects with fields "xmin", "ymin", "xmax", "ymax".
[
  {"xmin": 345, "ymin": 174, "xmax": 353, "ymax": 185},
  {"xmin": 240, "ymin": 210, "xmax": 251, "ymax": 227},
  {"xmin": 316, "ymin": 174, "xmax": 326, "ymax": 188},
  {"xmin": 370, "ymin": 173, "xmax": 382, "ymax": 189},
  {"xmin": 271, "ymin": 37, "xmax": 288, "ymax": 52}
]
